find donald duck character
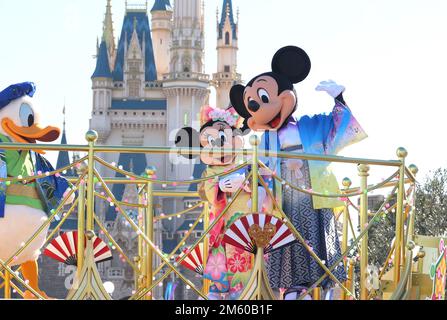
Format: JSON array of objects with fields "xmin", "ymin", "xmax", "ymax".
[{"xmin": 0, "ymin": 82, "xmax": 74, "ymax": 299}]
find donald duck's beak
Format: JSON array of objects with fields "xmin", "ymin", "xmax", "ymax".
[
  {"xmin": 2, "ymin": 118, "xmax": 60, "ymax": 143},
  {"xmin": 1, "ymin": 118, "xmax": 60, "ymax": 154}
]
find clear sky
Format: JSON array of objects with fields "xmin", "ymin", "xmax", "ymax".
[{"xmin": 0, "ymin": 0, "xmax": 446, "ymax": 186}]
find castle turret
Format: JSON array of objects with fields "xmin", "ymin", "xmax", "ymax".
[
  {"xmin": 151, "ymin": 0, "xmax": 173, "ymax": 80},
  {"xmin": 213, "ymin": 0, "xmax": 241, "ymax": 108},
  {"xmin": 103, "ymin": 0, "xmax": 116, "ymax": 68},
  {"xmin": 56, "ymin": 105, "xmax": 75, "ymax": 177},
  {"xmin": 91, "ymin": 39, "xmax": 113, "ymax": 143},
  {"xmin": 164, "ymin": 0, "xmax": 209, "ymax": 182}
]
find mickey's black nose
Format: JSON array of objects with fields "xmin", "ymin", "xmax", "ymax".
[{"xmin": 248, "ymin": 100, "xmax": 260, "ymax": 112}]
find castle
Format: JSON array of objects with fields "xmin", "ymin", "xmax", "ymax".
[{"xmin": 45, "ymin": 0, "xmax": 242, "ymax": 300}]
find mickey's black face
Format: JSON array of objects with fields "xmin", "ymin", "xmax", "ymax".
[{"xmin": 243, "ymin": 75, "xmax": 297, "ymax": 131}]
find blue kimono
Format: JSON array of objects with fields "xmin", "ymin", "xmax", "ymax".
[{"xmin": 261, "ymin": 101, "xmax": 367, "ymax": 290}]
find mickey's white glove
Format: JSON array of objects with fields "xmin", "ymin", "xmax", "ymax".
[
  {"xmin": 285, "ymin": 159, "xmax": 304, "ymax": 180},
  {"xmin": 219, "ymin": 173, "xmax": 245, "ymax": 193},
  {"xmin": 315, "ymin": 80, "xmax": 345, "ymax": 98}
]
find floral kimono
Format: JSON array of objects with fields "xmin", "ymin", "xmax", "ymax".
[{"xmin": 199, "ymin": 164, "xmax": 253, "ymax": 299}]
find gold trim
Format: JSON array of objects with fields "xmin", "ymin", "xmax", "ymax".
[{"xmin": 6, "ymin": 184, "xmax": 40, "ymax": 199}]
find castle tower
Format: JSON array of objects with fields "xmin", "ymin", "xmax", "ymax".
[
  {"xmin": 213, "ymin": 0, "xmax": 240, "ymax": 109},
  {"xmin": 90, "ymin": 1, "xmax": 169, "ymax": 222},
  {"xmin": 56, "ymin": 104, "xmax": 76, "ymax": 177},
  {"xmin": 164, "ymin": 0, "xmax": 209, "ymax": 182},
  {"xmin": 91, "ymin": 38, "xmax": 113, "ymax": 144},
  {"xmin": 151, "ymin": 0, "xmax": 173, "ymax": 80},
  {"xmin": 103, "ymin": 0, "xmax": 116, "ymax": 68}
]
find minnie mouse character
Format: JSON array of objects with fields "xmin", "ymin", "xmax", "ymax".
[
  {"xmin": 230, "ymin": 46, "xmax": 367, "ymax": 298},
  {"xmin": 175, "ymin": 106, "xmax": 273, "ymax": 300}
]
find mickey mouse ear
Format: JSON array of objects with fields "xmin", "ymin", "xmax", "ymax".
[{"xmin": 271, "ymin": 46, "xmax": 311, "ymax": 84}]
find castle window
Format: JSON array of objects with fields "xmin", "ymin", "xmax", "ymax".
[
  {"xmin": 129, "ymin": 61, "xmax": 140, "ymax": 73},
  {"xmin": 129, "ymin": 80, "xmax": 141, "ymax": 98},
  {"xmin": 225, "ymin": 32, "xmax": 230, "ymax": 45},
  {"xmin": 224, "ymin": 65, "xmax": 230, "ymax": 73}
]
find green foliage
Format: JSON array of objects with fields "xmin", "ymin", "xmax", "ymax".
[{"xmin": 414, "ymin": 168, "xmax": 447, "ymax": 237}]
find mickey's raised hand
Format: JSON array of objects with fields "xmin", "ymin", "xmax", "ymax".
[{"xmin": 315, "ymin": 80, "xmax": 345, "ymax": 99}]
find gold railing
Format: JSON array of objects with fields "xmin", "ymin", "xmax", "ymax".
[{"xmin": 0, "ymin": 130, "xmax": 418, "ymax": 300}]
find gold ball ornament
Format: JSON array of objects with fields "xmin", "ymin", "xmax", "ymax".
[
  {"xmin": 342, "ymin": 177, "xmax": 352, "ymax": 188},
  {"xmin": 85, "ymin": 130, "xmax": 98, "ymax": 143},
  {"xmin": 409, "ymin": 164, "xmax": 419, "ymax": 175},
  {"xmin": 396, "ymin": 147, "xmax": 408, "ymax": 158},
  {"xmin": 85, "ymin": 230, "xmax": 96, "ymax": 240}
]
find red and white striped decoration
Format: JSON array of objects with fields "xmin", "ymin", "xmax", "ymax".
[
  {"xmin": 176, "ymin": 243, "xmax": 204, "ymax": 275},
  {"xmin": 223, "ymin": 213, "xmax": 296, "ymax": 254},
  {"xmin": 44, "ymin": 231, "xmax": 113, "ymax": 266}
]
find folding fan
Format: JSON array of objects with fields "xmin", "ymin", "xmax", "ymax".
[
  {"xmin": 223, "ymin": 213, "xmax": 296, "ymax": 254},
  {"xmin": 176, "ymin": 243, "xmax": 204, "ymax": 275},
  {"xmin": 44, "ymin": 231, "xmax": 113, "ymax": 265}
]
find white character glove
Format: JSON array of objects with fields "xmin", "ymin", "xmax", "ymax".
[
  {"xmin": 219, "ymin": 173, "xmax": 246, "ymax": 193},
  {"xmin": 315, "ymin": 80, "xmax": 345, "ymax": 98},
  {"xmin": 285, "ymin": 159, "xmax": 304, "ymax": 180}
]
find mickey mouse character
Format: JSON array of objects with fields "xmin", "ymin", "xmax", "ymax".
[
  {"xmin": 230, "ymin": 46, "xmax": 367, "ymax": 299},
  {"xmin": 175, "ymin": 106, "xmax": 273, "ymax": 300}
]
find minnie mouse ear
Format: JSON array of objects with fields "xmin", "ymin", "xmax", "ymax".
[{"xmin": 271, "ymin": 46, "xmax": 311, "ymax": 84}]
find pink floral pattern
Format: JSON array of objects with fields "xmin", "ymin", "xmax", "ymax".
[
  {"xmin": 228, "ymin": 253, "xmax": 247, "ymax": 273},
  {"xmin": 206, "ymin": 252, "xmax": 227, "ymax": 280}
]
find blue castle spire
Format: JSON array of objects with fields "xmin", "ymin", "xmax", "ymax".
[
  {"xmin": 112, "ymin": 9, "xmax": 158, "ymax": 82},
  {"xmin": 218, "ymin": 0, "xmax": 237, "ymax": 40},
  {"xmin": 56, "ymin": 105, "xmax": 76, "ymax": 177},
  {"xmin": 151, "ymin": 0, "xmax": 172, "ymax": 12},
  {"xmin": 92, "ymin": 40, "xmax": 112, "ymax": 78}
]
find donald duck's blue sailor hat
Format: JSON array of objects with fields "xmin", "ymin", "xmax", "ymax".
[{"xmin": 0, "ymin": 82, "xmax": 36, "ymax": 109}]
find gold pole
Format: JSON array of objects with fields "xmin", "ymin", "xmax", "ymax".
[
  {"xmin": 312, "ymin": 287, "xmax": 321, "ymax": 300},
  {"xmin": 358, "ymin": 164, "xmax": 370, "ymax": 300},
  {"xmin": 85, "ymin": 130, "xmax": 98, "ymax": 231},
  {"xmin": 394, "ymin": 148, "xmax": 408, "ymax": 284},
  {"xmin": 4, "ymin": 270, "xmax": 11, "ymax": 299},
  {"xmin": 202, "ymin": 204, "xmax": 210, "ymax": 296},
  {"xmin": 76, "ymin": 182, "xmax": 86, "ymax": 283},
  {"xmin": 84, "ymin": 131, "xmax": 97, "ymax": 299},
  {"xmin": 347, "ymin": 258, "xmax": 356, "ymax": 299},
  {"xmin": 406, "ymin": 165, "xmax": 418, "ymax": 242},
  {"xmin": 145, "ymin": 167, "xmax": 156, "ymax": 300},
  {"xmin": 341, "ymin": 177, "xmax": 352, "ymax": 300},
  {"xmin": 250, "ymin": 135, "xmax": 260, "ymax": 213},
  {"xmin": 137, "ymin": 189, "xmax": 145, "ymax": 291}
]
